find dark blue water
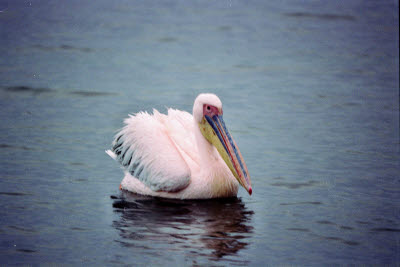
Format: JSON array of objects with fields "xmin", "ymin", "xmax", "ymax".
[{"xmin": 0, "ymin": 0, "xmax": 399, "ymax": 265}]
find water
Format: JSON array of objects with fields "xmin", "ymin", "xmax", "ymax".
[{"xmin": 0, "ymin": 0, "xmax": 399, "ymax": 265}]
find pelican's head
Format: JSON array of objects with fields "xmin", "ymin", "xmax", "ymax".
[{"xmin": 193, "ymin": 93, "xmax": 252, "ymax": 195}]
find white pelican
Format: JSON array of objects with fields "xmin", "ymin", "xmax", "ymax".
[{"xmin": 106, "ymin": 93, "xmax": 252, "ymax": 199}]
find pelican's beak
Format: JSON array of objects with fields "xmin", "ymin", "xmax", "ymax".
[{"xmin": 200, "ymin": 114, "xmax": 252, "ymax": 195}]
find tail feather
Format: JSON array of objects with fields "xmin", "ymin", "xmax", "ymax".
[{"xmin": 105, "ymin": 149, "xmax": 117, "ymax": 160}]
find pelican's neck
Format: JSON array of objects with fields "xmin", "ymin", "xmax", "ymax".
[
  {"xmin": 193, "ymin": 121, "xmax": 219, "ymax": 168},
  {"xmin": 193, "ymin": 119, "xmax": 239, "ymax": 197}
]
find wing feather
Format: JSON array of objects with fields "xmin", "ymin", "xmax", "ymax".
[
  {"xmin": 165, "ymin": 108, "xmax": 200, "ymax": 167},
  {"xmin": 111, "ymin": 110, "xmax": 191, "ymax": 192}
]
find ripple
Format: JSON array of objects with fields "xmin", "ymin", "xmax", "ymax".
[
  {"xmin": 284, "ymin": 12, "xmax": 356, "ymax": 21},
  {"xmin": 0, "ymin": 144, "xmax": 33, "ymax": 151},
  {"xmin": 70, "ymin": 227, "xmax": 89, "ymax": 231},
  {"xmin": 287, "ymin": 228, "xmax": 310, "ymax": 232},
  {"xmin": 70, "ymin": 178, "xmax": 88, "ymax": 183},
  {"xmin": 234, "ymin": 64, "xmax": 257, "ymax": 70},
  {"xmin": 217, "ymin": 25, "xmax": 232, "ymax": 31},
  {"xmin": 158, "ymin": 37, "xmax": 178, "ymax": 43},
  {"xmin": 270, "ymin": 180, "xmax": 318, "ymax": 189},
  {"xmin": 316, "ymin": 220, "xmax": 335, "ymax": 225},
  {"xmin": 322, "ymin": 236, "xmax": 360, "ymax": 246},
  {"xmin": 2, "ymin": 86, "xmax": 116, "ymax": 98},
  {"xmin": 16, "ymin": 249, "xmax": 37, "ymax": 253},
  {"xmin": 32, "ymin": 44, "xmax": 93, "ymax": 53},
  {"xmin": 59, "ymin": 44, "xmax": 93, "ymax": 52},
  {"xmin": 70, "ymin": 162, "xmax": 85, "ymax": 166},
  {"xmin": 69, "ymin": 91, "xmax": 115, "ymax": 97},
  {"xmin": 3, "ymin": 86, "xmax": 54, "ymax": 94},
  {"xmin": 280, "ymin": 201, "xmax": 322, "ymax": 206},
  {"xmin": 8, "ymin": 225, "xmax": 36, "ymax": 233},
  {"xmin": 0, "ymin": 191, "xmax": 33, "ymax": 197},
  {"xmin": 324, "ymin": 236, "xmax": 341, "ymax": 241},
  {"xmin": 342, "ymin": 240, "xmax": 360, "ymax": 246},
  {"xmin": 371, "ymin": 228, "xmax": 400, "ymax": 233}
]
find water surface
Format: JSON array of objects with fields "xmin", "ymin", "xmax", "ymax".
[{"xmin": 0, "ymin": 0, "xmax": 399, "ymax": 265}]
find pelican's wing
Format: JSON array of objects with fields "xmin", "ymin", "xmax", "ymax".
[
  {"xmin": 165, "ymin": 108, "xmax": 200, "ymax": 168},
  {"xmin": 109, "ymin": 110, "xmax": 192, "ymax": 192}
]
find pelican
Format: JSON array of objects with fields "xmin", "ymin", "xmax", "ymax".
[{"xmin": 106, "ymin": 93, "xmax": 252, "ymax": 199}]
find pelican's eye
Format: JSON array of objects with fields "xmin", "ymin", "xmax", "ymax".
[{"xmin": 203, "ymin": 104, "xmax": 218, "ymax": 116}]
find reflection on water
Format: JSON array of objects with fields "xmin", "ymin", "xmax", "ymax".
[{"xmin": 112, "ymin": 191, "xmax": 254, "ymax": 263}]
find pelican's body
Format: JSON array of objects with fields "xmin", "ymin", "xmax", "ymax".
[{"xmin": 106, "ymin": 94, "xmax": 252, "ymax": 199}]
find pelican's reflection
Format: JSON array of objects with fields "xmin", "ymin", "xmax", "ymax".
[{"xmin": 112, "ymin": 191, "xmax": 254, "ymax": 263}]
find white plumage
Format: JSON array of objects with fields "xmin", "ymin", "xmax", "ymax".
[{"xmin": 107, "ymin": 93, "xmax": 251, "ymax": 199}]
